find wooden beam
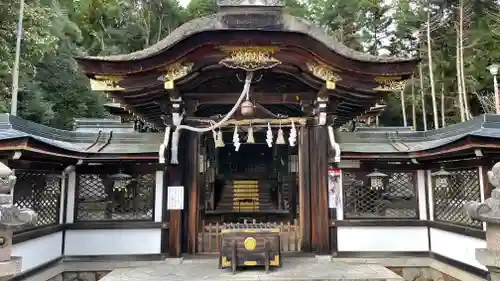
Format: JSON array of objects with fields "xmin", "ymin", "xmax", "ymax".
[
  {"xmin": 310, "ymin": 126, "xmax": 330, "ymax": 254},
  {"xmin": 298, "ymin": 126, "xmax": 312, "ymax": 252},
  {"xmin": 167, "ymin": 164, "xmax": 183, "ymax": 258},
  {"xmin": 183, "ymin": 92, "xmax": 314, "ymax": 104},
  {"xmin": 186, "ymin": 131, "xmax": 200, "ymax": 254}
]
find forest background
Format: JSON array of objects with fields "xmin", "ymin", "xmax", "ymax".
[{"xmin": 1, "ymin": 0, "xmax": 499, "ymax": 130}]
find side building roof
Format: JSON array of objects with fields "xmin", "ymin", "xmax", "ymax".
[{"xmin": 0, "ymin": 114, "xmax": 498, "ymax": 160}]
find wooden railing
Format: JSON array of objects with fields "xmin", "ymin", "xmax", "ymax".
[{"xmin": 197, "ymin": 219, "xmax": 301, "ymax": 253}]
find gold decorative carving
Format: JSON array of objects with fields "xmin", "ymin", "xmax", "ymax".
[
  {"xmin": 219, "ymin": 46, "xmax": 281, "ymax": 72},
  {"xmin": 270, "ymin": 255, "xmax": 280, "ymax": 266},
  {"xmin": 375, "ymin": 76, "xmax": 402, "ymax": 82},
  {"xmin": 221, "ymin": 256, "xmax": 231, "ymax": 267},
  {"xmin": 89, "ymin": 75, "xmax": 125, "ymax": 91},
  {"xmin": 374, "ymin": 80, "xmax": 407, "ymax": 92},
  {"xmin": 161, "ymin": 62, "xmax": 194, "ymax": 89},
  {"xmin": 306, "ymin": 62, "xmax": 341, "ymax": 89}
]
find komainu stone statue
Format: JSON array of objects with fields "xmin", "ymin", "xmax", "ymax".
[
  {"xmin": 464, "ymin": 162, "xmax": 500, "ymax": 281},
  {"xmin": 0, "ymin": 162, "xmax": 37, "ymax": 281}
]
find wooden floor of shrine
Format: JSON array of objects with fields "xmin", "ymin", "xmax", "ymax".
[{"xmin": 98, "ymin": 257, "xmax": 404, "ymax": 281}]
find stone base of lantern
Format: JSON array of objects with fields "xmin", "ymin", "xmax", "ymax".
[
  {"xmin": 476, "ymin": 248, "xmax": 500, "ymax": 281},
  {"xmin": 0, "ymin": 256, "xmax": 22, "ymax": 281}
]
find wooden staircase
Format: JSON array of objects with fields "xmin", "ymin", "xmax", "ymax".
[
  {"xmin": 232, "ymin": 180, "xmax": 259, "ymax": 211},
  {"xmin": 216, "ymin": 180, "xmax": 276, "ymax": 212}
]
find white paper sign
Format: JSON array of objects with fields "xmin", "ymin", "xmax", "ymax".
[
  {"xmin": 328, "ymin": 169, "xmax": 341, "ymax": 209},
  {"xmin": 167, "ymin": 186, "xmax": 184, "ymax": 210}
]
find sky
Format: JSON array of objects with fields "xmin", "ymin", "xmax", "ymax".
[{"xmin": 179, "ymin": 0, "xmax": 190, "ymax": 8}]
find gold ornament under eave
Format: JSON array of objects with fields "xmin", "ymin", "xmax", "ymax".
[{"xmin": 219, "ymin": 46, "xmax": 281, "ymax": 72}]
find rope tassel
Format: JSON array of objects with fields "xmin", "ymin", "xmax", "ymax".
[
  {"xmin": 328, "ymin": 126, "xmax": 341, "ymax": 163},
  {"xmin": 247, "ymin": 123, "xmax": 255, "ymax": 144}
]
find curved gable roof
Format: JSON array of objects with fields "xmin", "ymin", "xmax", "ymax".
[{"xmin": 76, "ymin": 12, "xmax": 416, "ymax": 64}]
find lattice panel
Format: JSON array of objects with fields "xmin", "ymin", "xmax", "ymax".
[
  {"xmin": 433, "ymin": 169, "xmax": 482, "ymax": 228},
  {"xmin": 75, "ymin": 173, "xmax": 154, "ymax": 221},
  {"xmin": 343, "ymin": 170, "xmax": 418, "ymax": 218},
  {"xmin": 13, "ymin": 171, "xmax": 61, "ymax": 230}
]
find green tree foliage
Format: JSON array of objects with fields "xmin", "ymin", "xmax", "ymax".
[
  {"xmin": 0, "ymin": 0, "xmax": 58, "ymax": 114},
  {"xmin": 1, "ymin": 0, "xmax": 499, "ymax": 130}
]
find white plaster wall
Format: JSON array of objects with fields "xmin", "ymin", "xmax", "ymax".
[
  {"xmin": 430, "ymin": 228, "xmax": 486, "ymax": 270},
  {"xmin": 12, "ymin": 231, "xmax": 63, "ymax": 272},
  {"xmin": 337, "ymin": 226, "xmax": 429, "ymax": 252},
  {"xmin": 64, "ymin": 229, "xmax": 161, "ymax": 256}
]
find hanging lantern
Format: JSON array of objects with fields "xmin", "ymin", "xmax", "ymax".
[
  {"xmin": 366, "ymin": 169, "xmax": 388, "ymax": 191},
  {"xmin": 431, "ymin": 166, "xmax": 452, "ymax": 193},
  {"xmin": 109, "ymin": 171, "xmax": 133, "ymax": 192},
  {"xmin": 45, "ymin": 174, "xmax": 62, "ymax": 194}
]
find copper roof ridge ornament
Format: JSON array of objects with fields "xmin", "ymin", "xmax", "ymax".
[{"xmin": 219, "ymin": 46, "xmax": 281, "ymax": 72}]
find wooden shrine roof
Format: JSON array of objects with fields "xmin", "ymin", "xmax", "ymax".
[
  {"xmin": 1, "ymin": 114, "xmax": 500, "ymax": 161},
  {"xmin": 74, "ymin": 11, "xmax": 420, "ymax": 128}
]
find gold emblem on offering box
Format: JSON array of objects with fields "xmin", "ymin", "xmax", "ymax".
[{"xmin": 244, "ymin": 237, "xmax": 257, "ymax": 250}]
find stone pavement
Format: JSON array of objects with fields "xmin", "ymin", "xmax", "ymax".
[{"xmin": 98, "ymin": 257, "xmax": 404, "ymax": 281}]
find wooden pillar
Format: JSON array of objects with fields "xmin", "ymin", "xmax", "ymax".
[
  {"xmin": 167, "ymin": 164, "xmax": 182, "ymax": 257},
  {"xmin": 310, "ymin": 126, "xmax": 330, "ymax": 254},
  {"xmin": 186, "ymin": 132, "xmax": 200, "ymax": 254},
  {"xmin": 298, "ymin": 126, "xmax": 312, "ymax": 252}
]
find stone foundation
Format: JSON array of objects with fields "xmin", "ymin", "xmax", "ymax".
[
  {"xmin": 388, "ymin": 267, "xmax": 461, "ymax": 281},
  {"xmin": 47, "ymin": 271, "xmax": 110, "ymax": 281}
]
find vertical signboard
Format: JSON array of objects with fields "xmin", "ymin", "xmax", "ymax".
[
  {"xmin": 328, "ymin": 169, "xmax": 341, "ymax": 209},
  {"xmin": 167, "ymin": 186, "xmax": 184, "ymax": 210}
]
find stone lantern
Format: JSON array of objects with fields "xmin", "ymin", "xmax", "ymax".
[
  {"xmin": 109, "ymin": 171, "xmax": 133, "ymax": 192},
  {"xmin": 0, "ymin": 162, "xmax": 37, "ymax": 280},
  {"xmin": 366, "ymin": 169, "xmax": 388, "ymax": 191},
  {"xmin": 431, "ymin": 166, "xmax": 452, "ymax": 194},
  {"xmin": 464, "ymin": 162, "xmax": 500, "ymax": 281}
]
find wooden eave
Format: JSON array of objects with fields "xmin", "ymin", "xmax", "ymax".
[
  {"xmin": 93, "ymin": 44, "xmax": 401, "ymax": 126},
  {"xmin": 74, "ymin": 15, "xmax": 419, "ymax": 127},
  {"xmin": 340, "ymin": 136, "xmax": 500, "ymax": 162},
  {"xmin": 0, "ymin": 137, "xmax": 159, "ymax": 161},
  {"xmin": 74, "ymin": 13, "xmax": 419, "ymax": 76}
]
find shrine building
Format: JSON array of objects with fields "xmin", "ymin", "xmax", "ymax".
[{"xmin": 3, "ymin": 1, "xmax": 499, "ymax": 281}]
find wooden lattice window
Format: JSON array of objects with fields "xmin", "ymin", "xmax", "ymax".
[
  {"xmin": 13, "ymin": 171, "xmax": 62, "ymax": 231},
  {"xmin": 75, "ymin": 173, "xmax": 155, "ymax": 221},
  {"xmin": 342, "ymin": 170, "xmax": 418, "ymax": 219},
  {"xmin": 432, "ymin": 168, "xmax": 482, "ymax": 228}
]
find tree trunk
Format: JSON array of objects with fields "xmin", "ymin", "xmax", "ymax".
[
  {"xmin": 456, "ymin": 32, "xmax": 466, "ymax": 122},
  {"xmin": 426, "ymin": 14, "xmax": 439, "ymax": 129},
  {"xmin": 401, "ymin": 89, "xmax": 407, "ymax": 127},
  {"xmin": 441, "ymin": 73, "xmax": 446, "ymax": 127},
  {"xmin": 459, "ymin": 0, "xmax": 470, "ymax": 120},
  {"xmin": 412, "ymin": 76, "xmax": 417, "ymax": 129},
  {"xmin": 419, "ymin": 63, "xmax": 428, "ymax": 131}
]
